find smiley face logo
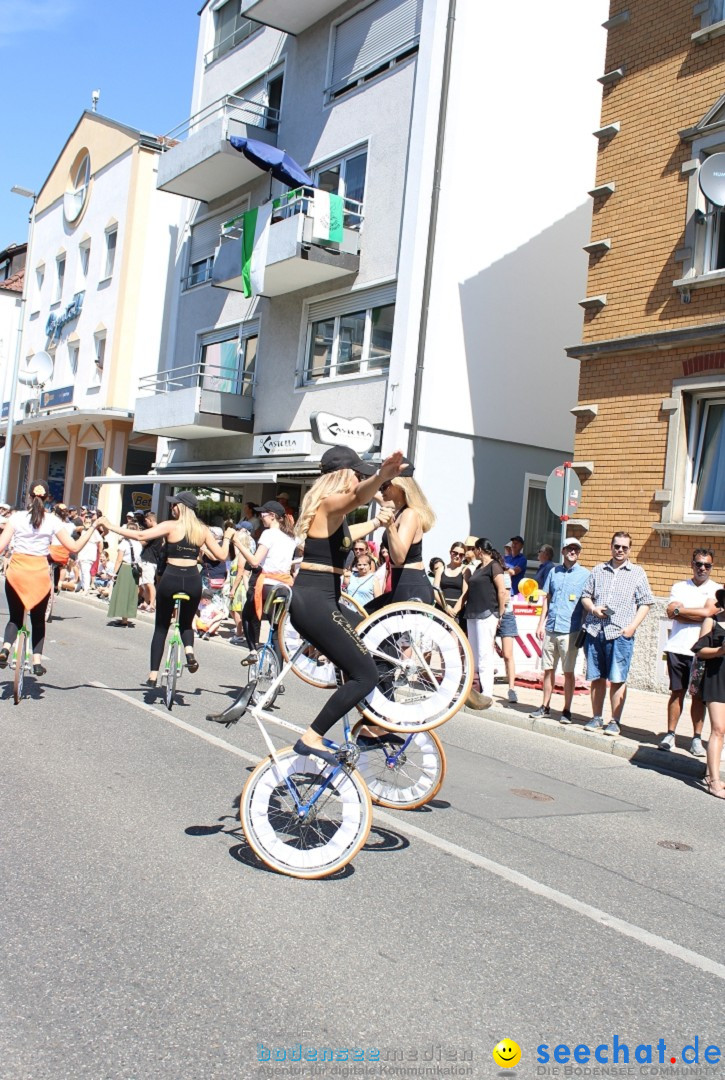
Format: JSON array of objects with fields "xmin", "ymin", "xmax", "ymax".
[{"xmin": 492, "ymin": 1039, "xmax": 521, "ymax": 1068}]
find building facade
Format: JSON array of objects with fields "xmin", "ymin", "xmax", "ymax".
[
  {"xmin": 569, "ymin": 0, "xmax": 725, "ymax": 688},
  {"xmin": 1, "ymin": 112, "xmax": 178, "ymax": 522},
  {"xmin": 132, "ymin": 0, "xmax": 606, "ymax": 555},
  {"xmin": 0, "ymin": 242, "xmax": 26, "ymax": 478}
]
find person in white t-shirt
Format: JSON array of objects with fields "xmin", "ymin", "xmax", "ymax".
[
  {"xmin": 238, "ymin": 500, "xmax": 297, "ymax": 664},
  {"xmin": 76, "ymin": 513, "xmax": 102, "ymax": 593},
  {"xmin": 660, "ymin": 548, "xmax": 721, "ymax": 757}
]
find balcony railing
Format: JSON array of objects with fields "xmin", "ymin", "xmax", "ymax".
[
  {"xmin": 161, "ymin": 93, "xmax": 279, "ymax": 147},
  {"xmin": 205, "ymin": 16, "xmax": 261, "ymax": 65},
  {"xmin": 221, "ymin": 186, "xmax": 365, "ymax": 237},
  {"xmin": 138, "ymin": 360, "xmax": 254, "ymax": 399}
]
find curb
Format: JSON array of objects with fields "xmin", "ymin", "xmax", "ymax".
[{"xmin": 463, "ymin": 701, "xmax": 723, "ymax": 781}]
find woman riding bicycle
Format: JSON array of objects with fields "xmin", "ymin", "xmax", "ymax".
[
  {"xmin": 289, "ymin": 445, "xmax": 406, "ymax": 765},
  {"xmin": 0, "ymin": 480, "xmax": 97, "ymax": 674},
  {"xmin": 366, "ymin": 460, "xmax": 436, "ymax": 610},
  {"xmin": 99, "ymin": 491, "xmax": 234, "ymax": 687},
  {"xmin": 236, "ymin": 500, "xmax": 296, "ymax": 667}
]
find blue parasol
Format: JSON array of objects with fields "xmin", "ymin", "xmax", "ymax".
[{"xmin": 229, "ymin": 136, "xmax": 312, "ymax": 188}]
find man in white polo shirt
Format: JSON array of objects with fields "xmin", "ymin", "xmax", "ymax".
[{"xmin": 661, "ymin": 548, "xmax": 721, "ymax": 757}]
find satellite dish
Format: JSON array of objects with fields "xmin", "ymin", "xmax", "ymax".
[
  {"xmin": 18, "ymin": 350, "xmax": 54, "ymax": 387},
  {"xmin": 698, "ymin": 153, "xmax": 725, "ymax": 208}
]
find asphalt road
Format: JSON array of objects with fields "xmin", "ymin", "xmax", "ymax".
[{"xmin": 2, "ymin": 592, "xmax": 724, "ymax": 1080}]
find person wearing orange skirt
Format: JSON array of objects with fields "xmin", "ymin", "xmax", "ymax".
[{"xmin": 0, "ymin": 480, "xmax": 97, "ymax": 674}]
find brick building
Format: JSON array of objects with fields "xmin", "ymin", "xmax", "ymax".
[{"xmin": 567, "ymin": 0, "xmax": 725, "ymax": 687}]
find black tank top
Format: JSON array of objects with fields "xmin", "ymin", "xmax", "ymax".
[
  {"xmin": 384, "ymin": 509, "xmax": 423, "ymax": 565},
  {"xmin": 166, "ymin": 535, "xmax": 200, "ymax": 560},
  {"xmin": 302, "ymin": 521, "xmax": 349, "ymax": 570},
  {"xmin": 439, "ymin": 567, "xmax": 464, "ymax": 601}
]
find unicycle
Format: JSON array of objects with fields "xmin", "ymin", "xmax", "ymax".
[{"xmin": 163, "ymin": 592, "xmax": 188, "ymax": 710}]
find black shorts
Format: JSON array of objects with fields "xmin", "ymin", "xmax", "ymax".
[{"xmin": 666, "ymin": 651, "xmax": 693, "ymax": 692}]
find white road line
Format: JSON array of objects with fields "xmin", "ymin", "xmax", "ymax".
[{"xmin": 92, "ymin": 681, "xmax": 725, "ymax": 983}]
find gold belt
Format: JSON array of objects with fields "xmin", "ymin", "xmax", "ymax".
[{"xmin": 299, "ymin": 562, "xmax": 344, "ymax": 576}]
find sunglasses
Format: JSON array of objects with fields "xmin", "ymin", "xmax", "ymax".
[
  {"xmin": 612, "ymin": 544, "xmax": 630, "ymax": 551},
  {"xmin": 380, "ymin": 480, "xmax": 393, "ymax": 491},
  {"xmin": 450, "ymin": 550, "xmax": 464, "ymax": 556},
  {"xmin": 694, "ymin": 561, "xmax": 713, "ymax": 569}
]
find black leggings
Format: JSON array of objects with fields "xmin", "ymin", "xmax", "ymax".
[
  {"xmin": 241, "ymin": 570, "xmax": 279, "ymax": 651},
  {"xmin": 4, "ymin": 579, "xmax": 48, "ymax": 653},
  {"xmin": 365, "ymin": 567, "xmax": 434, "ymax": 614},
  {"xmin": 289, "ymin": 570, "xmax": 378, "ymax": 738},
  {"xmin": 150, "ymin": 566, "xmax": 203, "ymax": 671}
]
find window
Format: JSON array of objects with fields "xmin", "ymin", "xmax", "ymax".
[
  {"xmin": 82, "ymin": 447, "xmax": 103, "ymax": 510},
  {"xmin": 79, "ymin": 240, "xmax": 91, "ymax": 277},
  {"xmin": 315, "ymin": 148, "xmax": 367, "ymax": 228},
  {"xmin": 94, "ymin": 333, "xmax": 106, "ymax": 372},
  {"xmin": 187, "ymin": 204, "xmax": 246, "ymax": 289},
  {"xmin": 266, "ymin": 73, "xmax": 283, "ymax": 133},
  {"xmin": 303, "ymin": 286, "xmax": 395, "ymax": 383},
  {"xmin": 207, "ymin": 1, "xmax": 260, "ymax": 64},
  {"xmin": 68, "ymin": 342, "xmax": 79, "ymax": 376},
  {"xmin": 64, "ymin": 149, "xmax": 91, "ymax": 224},
  {"xmin": 0, "ymin": 260, "xmax": 9, "ymax": 282},
  {"xmin": 103, "ymin": 229, "xmax": 117, "ymax": 279},
  {"xmin": 703, "ymin": 0, "xmax": 725, "ymax": 28},
  {"xmin": 55, "ymin": 255, "xmax": 66, "ymax": 302},
  {"xmin": 199, "ymin": 325, "xmax": 257, "ymax": 395},
  {"xmin": 326, "ymin": 0, "xmax": 422, "ymax": 102},
  {"xmin": 521, "ymin": 477, "xmax": 561, "ymax": 560},
  {"xmin": 686, "ymin": 391, "xmax": 725, "ymax": 519}
]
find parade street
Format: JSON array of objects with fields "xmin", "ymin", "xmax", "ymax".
[{"xmin": 2, "ymin": 592, "xmax": 724, "ymax": 1080}]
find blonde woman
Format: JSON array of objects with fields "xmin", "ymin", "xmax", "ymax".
[
  {"xmin": 228, "ymin": 524, "xmax": 254, "ymax": 643},
  {"xmin": 367, "ymin": 460, "xmax": 436, "ymax": 609},
  {"xmin": 99, "ymin": 492, "xmax": 234, "ymax": 687},
  {"xmin": 285, "ymin": 445, "xmax": 405, "ymax": 765}
]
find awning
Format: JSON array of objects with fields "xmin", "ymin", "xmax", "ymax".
[{"xmin": 84, "ymin": 471, "xmax": 279, "ymax": 486}]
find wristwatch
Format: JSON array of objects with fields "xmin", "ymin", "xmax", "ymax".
[{"xmin": 673, "ymin": 607, "xmax": 681, "ymax": 617}]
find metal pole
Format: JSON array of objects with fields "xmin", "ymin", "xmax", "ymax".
[
  {"xmin": 0, "ymin": 193, "xmax": 36, "ymax": 504},
  {"xmin": 560, "ymin": 461, "xmax": 572, "ymax": 555}
]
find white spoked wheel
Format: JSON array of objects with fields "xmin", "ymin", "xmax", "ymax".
[
  {"xmin": 352, "ymin": 721, "xmax": 446, "ymax": 810},
  {"xmin": 278, "ymin": 594, "xmax": 366, "ymax": 689},
  {"xmin": 240, "ymin": 746, "xmax": 372, "ymax": 879},
  {"xmin": 355, "ymin": 602, "xmax": 473, "ymax": 732},
  {"xmin": 251, "ymin": 646, "xmax": 280, "ymax": 707}
]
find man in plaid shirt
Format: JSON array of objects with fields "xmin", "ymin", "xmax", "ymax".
[{"xmin": 580, "ymin": 531, "xmax": 654, "ymax": 737}]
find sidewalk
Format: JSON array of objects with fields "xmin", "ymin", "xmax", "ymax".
[{"xmin": 466, "ymin": 676, "xmax": 724, "ymax": 781}]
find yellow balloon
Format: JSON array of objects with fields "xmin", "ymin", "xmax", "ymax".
[{"xmin": 492, "ymin": 1039, "xmax": 522, "ymax": 1068}]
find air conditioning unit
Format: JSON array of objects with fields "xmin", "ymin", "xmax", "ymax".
[{"xmin": 24, "ymin": 398, "xmax": 39, "ymax": 418}]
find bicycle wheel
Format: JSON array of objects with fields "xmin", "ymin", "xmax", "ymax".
[
  {"xmin": 240, "ymin": 745, "xmax": 372, "ymax": 879},
  {"xmin": 251, "ymin": 645, "xmax": 280, "ymax": 707},
  {"xmin": 45, "ymin": 580, "xmax": 54, "ymax": 624},
  {"xmin": 13, "ymin": 632, "xmax": 27, "ymax": 705},
  {"xmin": 278, "ymin": 594, "xmax": 367, "ymax": 689},
  {"xmin": 165, "ymin": 641, "xmax": 179, "ymax": 711},
  {"xmin": 355, "ymin": 603, "xmax": 473, "ymax": 732},
  {"xmin": 351, "ymin": 721, "xmax": 446, "ymax": 810}
]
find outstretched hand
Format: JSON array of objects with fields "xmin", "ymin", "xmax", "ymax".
[{"xmin": 377, "ymin": 450, "xmax": 406, "ymax": 483}]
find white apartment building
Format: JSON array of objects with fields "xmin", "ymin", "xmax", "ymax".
[
  {"xmin": 130, "ymin": 0, "xmax": 606, "ymax": 558},
  {"xmin": 1, "ymin": 112, "xmax": 179, "ymax": 522},
  {"xmin": 0, "ymin": 243, "xmax": 26, "ymax": 485}
]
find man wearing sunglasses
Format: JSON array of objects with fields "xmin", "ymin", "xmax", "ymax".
[
  {"xmin": 580, "ymin": 531, "xmax": 654, "ymax": 736},
  {"xmin": 660, "ymin": 548, "xmax": 721, "ymax": 757}
]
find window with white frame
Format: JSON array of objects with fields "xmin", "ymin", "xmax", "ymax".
[
  {"xmin": 675, "ymin": 99, "xmax": 725, "ymax": 285},
  {"xmin": 82, "ymin": 447, "xmax": 103, "ymax": 509},
  {"xmin": 68, "ymin": 341, "xmax": 80, "ymax": 376},
  {"xmin": 187, "ymin": 204, "xmax": 247, "ymax": 289},
  {"xmin": 55, "ymin": 254, "xmax": 66, "ymax": 302},
  {"xmin": 36, "ymin": 263, "xmax": 44, "ymax": 291},
  {"xmin": 79, "ymin": 240, "xmax": 91, "ymax": 277},
  {"xmin": 103, "ymin": 228, "xmax": 117, "ymax": 279},
  {"xmin": 199, "ymin": 324, "xmax": 257, "ymax": 395},
  {"xmin": 94, "ymin": 332, "xmax": 106, "ymax": 374},
  {"xmin": 326, "ymin": 0, "xmax": 422, "ymax": 103},
  {"xmin": 685, "ymin": 389, "xmax": 725, "ymax": 519},
  {"xmin": 207, "ymin": 1, "xmax": 260, "ymax": 64},
  {"xmin": 701, "ymin": 0, "xmax": 725, "ymax": 28},
  {"xmin": 521, "ymin": 476, "xmax": 561, "ymax": 561},
  {"xmin": 314, "ymin": 147, "xmax": 367, "ymax": 228},
  {"xmin": 303, "ymin": 286, "xmax": 395, "ymax": 384}
]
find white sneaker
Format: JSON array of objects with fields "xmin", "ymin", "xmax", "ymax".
[{"xmin": 507, "ymin": 688, "xmax": 518, "ymax": 703}]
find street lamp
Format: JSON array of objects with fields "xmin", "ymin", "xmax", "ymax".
[{"xmin": 0, "ymin": 186, "xmax": 37, "ymax": 504}]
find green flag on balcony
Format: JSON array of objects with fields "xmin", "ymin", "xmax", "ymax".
[
  {"xmin": 241, "ymin": 202, "xmax": 274, "ymax": 297},
  {"xmin": 311, "ymin": 191, "xmax": 344, "ymax": 245}
]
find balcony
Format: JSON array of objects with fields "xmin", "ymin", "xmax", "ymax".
[
  {"xmin": 211, "ymin": 188, "xmax": 361, "ymax": 296},
  {"xmin": 157, "ymin": 95, "xmax": 279, "ymax": 203},
  {"xmin": 134, "ymin": 361, "xmax": 254, "ymax": 440},
  {"xmin": 239, "ymin": 0, "xmax": 345, "ymax": 35}
]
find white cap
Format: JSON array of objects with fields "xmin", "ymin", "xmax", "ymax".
[{"xmin": 562, "ymin": 537, "xmax": 582, "ymax": 549}]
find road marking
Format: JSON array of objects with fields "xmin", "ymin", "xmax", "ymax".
[{"xmin": 93, "ymin": 681, "xmax": 725, "ymax": 983}]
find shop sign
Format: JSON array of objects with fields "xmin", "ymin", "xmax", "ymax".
[
  {"xmin": 310, "ymin": 411, "xmax": 375, "ymax": 454},
  {"xmin": 132, "ymin": 491, "xmax": 153, "ymax": 512},
  {"xmin": 40, "ymin": 385, "xmax": 74, "ymax": 410},
  {"xmin": 253, "ymin": 431, "xmax": 311, "ymax": 457},
  {"xmin": 46, "ymin": 291, "xmax": 84, "ymax": 342}
]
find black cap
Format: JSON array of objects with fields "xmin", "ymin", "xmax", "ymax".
[
  {"xmin": 258, "ymin": 500, "xmax": 286, "ymax": 517},
  {"xmin": 166, "ymin": 491, "xmax": 198, "ymax": 510},
  {"xmin": 510, "ymin": 534, "xmax": 525, "ymax": 544},
  {"xmin": 396, "ymin": 457, "xmax": 415, "ymax": 477},
  {"xmin": 320, "ymin": 445, "xmax": 377, "ymax": 476}
]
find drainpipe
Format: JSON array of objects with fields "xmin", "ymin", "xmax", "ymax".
[{"xmin": 407, "ymin": 0, "xmax": 457, "ymax": 463}]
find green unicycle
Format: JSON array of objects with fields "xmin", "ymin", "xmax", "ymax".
[{"xmin": 163, "ymin": 592, "xmax": 189, "ymax": 711}]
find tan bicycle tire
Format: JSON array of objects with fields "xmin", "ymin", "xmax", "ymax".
[{"xmin": 352, "ymin": 721, "xmax": 447, "ymax": 809}]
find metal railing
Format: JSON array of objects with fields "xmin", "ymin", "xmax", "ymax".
[
  {"xmin": 161, "ymin": 93, "xmax": 279, "ymax": 147},
  {"xmin": 205, "ymin": 16, "xmax": 260, "ymax": 65},
  {"xmin": 138, "ymin": 360, "xmax": 254, "ymax": 398},
  {"xmin": 221, "ymin": 187, "xmax": 365, "ymax": 237}
]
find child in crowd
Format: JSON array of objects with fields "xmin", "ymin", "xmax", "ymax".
[{"xmin": 193, "ymin": 589, "xmax": 229, "ymax": 640}]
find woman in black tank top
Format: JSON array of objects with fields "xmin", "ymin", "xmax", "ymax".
[
  {"xmin": 366, "ymin": 461, "xmax": 436, "ymax": 610},
  {"xmin": 433, "ymin": 540, "xmax": 468, "ymax": 618},
  {"xmin": 286, "ymin": 445, "xmax": 406, "ymax": 766}
]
